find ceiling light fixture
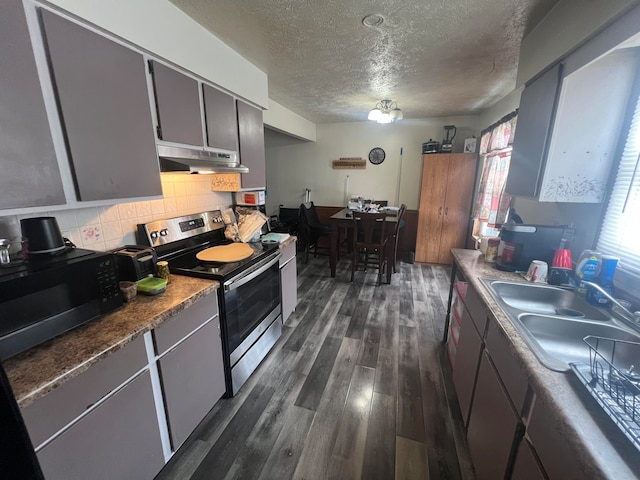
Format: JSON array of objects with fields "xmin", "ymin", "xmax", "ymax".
[{"xmin": 368, "ymin": 99, "xmax": 403, "ymax": 124}]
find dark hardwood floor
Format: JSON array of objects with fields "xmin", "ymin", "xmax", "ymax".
[{"xmin": 156, "ymin": 254, "xmax": 476, "ymax": 480}]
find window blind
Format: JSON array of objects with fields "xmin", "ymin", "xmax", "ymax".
[{"xmin": 597, "ymin": 91, "xmax": 640, "ymax": 283}]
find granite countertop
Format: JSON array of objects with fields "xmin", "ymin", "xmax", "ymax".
[
  {"xmin": 452, "ymin": 248, "xmax": 640, "ymax": 479},
  {"xmin": 278, "ymin": 235, "xmax": 297, "ymax": 248},
  {"xmin": 3, "ymin": 275, "xmax": 219, "ymax": 408}
]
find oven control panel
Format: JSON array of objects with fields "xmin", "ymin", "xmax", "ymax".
[{"xmin": 137, "ymin": 211, "xmax": 225, "ymax": 247}]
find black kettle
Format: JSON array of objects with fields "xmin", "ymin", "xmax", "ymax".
[{"xmin": 20, "ymin": 217, "xmax": 66, "ymax": 254}]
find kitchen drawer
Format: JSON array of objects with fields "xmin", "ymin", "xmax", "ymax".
[
  {"xmin": 154, "ymin": 292, "xmax": 218, "ymax": 354},
  {"xmin": 465, "ymin": 284, "xmax": 488, "ymax": 337},
  {"xmin": 485, "ymin": 319, "xmax": 530, "ymax": 415},
  {"xmin": 279, "ymin": 240, "xmax": 296, "ymax": 266},
  {"xmin": 21, "ymin": 335, "xmax": 147, "ymax": 448},
  {"xmin": 36, "ymin": 370, "xmax": 164, "ymax": 480}
]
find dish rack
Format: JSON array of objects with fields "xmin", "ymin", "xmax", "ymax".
[{"xmin": 571, "ymin": 336, "xmax": 640, "ymax": 451}]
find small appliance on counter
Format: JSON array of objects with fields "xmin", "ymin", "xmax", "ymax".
[
  {"xmin": 235, "ymin": 190, "xmax": 266, "ymax": 206},
  {"xmin": 20, "ymin": 217, "xmax": 67, "ymax": 255},
  {"xmin": 441, "ymin": 125, "xmax": 457, "ymax": 153},
  {"xmin": 495, "ymin": 224, "xmax": 574, "ymax": 272},
  {"xmin": 111, "ymin": 245, "xmax": 158, "ymax": 281},
  {"xmin": 234, "ymin": 190, "xmax": 269, "ymax": 235},
  {"xmin": 422, "ymin": 139, "xmax": 440, "ymax": 154},
  {"xmin": 0, "ymin": 248, "xmax": 123, "ymax": 360}
]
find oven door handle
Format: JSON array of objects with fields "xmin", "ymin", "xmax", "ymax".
[{"xmin": 224, "ymin": 252, "xmax": 282, "ymax": 291}]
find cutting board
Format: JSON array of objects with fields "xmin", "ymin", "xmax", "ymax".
[{"xmin": 196, "ymin": 243, "xmax": 253, "ymax": 263}]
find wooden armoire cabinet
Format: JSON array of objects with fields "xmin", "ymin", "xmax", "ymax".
[{"xmin": 415, "ymin": 153, "xmax": 477, "ymax": 264}]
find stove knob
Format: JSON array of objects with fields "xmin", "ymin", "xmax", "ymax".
[
  {"xmin": 150, "ymin": 231, "xmax": 159, "ymax": 239},
  {"xmin": 160, "ymin": 229, "xmax": 169, "ymax": 236}
]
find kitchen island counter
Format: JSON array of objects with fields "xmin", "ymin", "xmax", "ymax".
[
  {"xmin": 4, "ymin": 275, "xmax": 219, "ymax": 408},
  {"xmin": 452, "ymin": 248, "xmax": 640, "ymax": 479}
]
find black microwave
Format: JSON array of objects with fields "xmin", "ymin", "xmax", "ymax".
[{"xmin": 0, "ymin": 248, "xmax": 123, "ymax": 361}]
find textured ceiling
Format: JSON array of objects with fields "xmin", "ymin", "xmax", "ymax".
[{"xmin": 170, "ymin": 0, "xmax": 559, "ymax": 123}]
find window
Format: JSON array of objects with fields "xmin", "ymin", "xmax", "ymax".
[{"xmin": 597, "ymin": 90, "xmax": 640, "ymax": 285}]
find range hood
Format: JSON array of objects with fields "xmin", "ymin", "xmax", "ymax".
[{"xmin": 157, "ymin": 145, "xmax": 249, "ymax": 174}]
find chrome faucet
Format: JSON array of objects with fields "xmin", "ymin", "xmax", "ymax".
[{"xmin": 581, "ymin": 281, "xmax": 640, "ymax": 327}]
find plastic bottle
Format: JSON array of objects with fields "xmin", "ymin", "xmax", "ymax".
[
  {"xmin": 575, "ymin": 250, "xmax": 602, "ymax": 294},
  {"xmin": 586, "ymin": 255, "xmax": 619, "ymax": 306}
]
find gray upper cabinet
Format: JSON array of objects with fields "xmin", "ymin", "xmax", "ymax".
[
  {"xmin": 506, "ymin": 63, "xmax": 562, "ymax": 197},
  {"xmin": 40, "ymin": 10, "xmax": 162, "ymax": 201},
  {"xmin": 0, "ymin": 1, "xmax": 65, "ymax": 209},
  {"xmin": 150, "ymin": 61, "xmax": 202, "ymax": 145},
  {"xmin": 237, "ymin": 100, "xmax": 266, "ymax": 189},
  {"xmin": 203, "ymin": 84, "xmax": 238, "ymax": 152}
]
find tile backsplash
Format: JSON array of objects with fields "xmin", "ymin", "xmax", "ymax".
[{"xmin": 0, "ymin": 174, "xmax": 232, "ymax": 252}]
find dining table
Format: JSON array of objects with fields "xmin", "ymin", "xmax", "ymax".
[{"xmin": 329, "ymin": 208, "xmax": 399, "ymax": 279}]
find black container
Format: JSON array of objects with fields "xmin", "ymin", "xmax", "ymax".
[{"xmin": 20, "ymin": 217, "xmax": 65, "ymax": 254}]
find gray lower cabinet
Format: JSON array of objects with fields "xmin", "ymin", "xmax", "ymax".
[
  {"xmin": 506, "ymin": 63, "xmax": 562, "ymax": 197},
  {"xmin": 0, "ymin": 0, "xmax": 65, "ymax": 209},
  {"xmin": 36, "ymin": 370, "xmax": 165, "ymax": 480},
  {"xmin": 511, "ymin": 437, "xmax": 546, "ymax": 480},
  {"xmin": 40, "ymin": 10, "xmax": 161, "ymax": 201},
  {"xmin": 153, "ymin": 293, "xmax": 225, "ymax": 450},
  {"xmin": 467, "ymin": 352, "xmax": 521, "ymax": 480},
  {"xmin": 150, "ymin": 60, "xmax": 202, "ymax": 145},
  {"xmin": 527, "ymin": 396, "xmax": 580, "ymax": 479},
  {"xmin": 452, "ymin": 308, "xmax": 483, "ymax": 427},
  {"xmin": 237, "ymin": 100, "xmax": 266, "ymax": 189},
  {"xmin": 203, "ymin": 84, "xmax": 238, "ymax": 152},
  {"xmin": 280, "ymin": 240, "xmax": 297, "ymax": 323},
  {"xmin": 158, "ymin": 319, "xmax": 225, "ymax": 449}
]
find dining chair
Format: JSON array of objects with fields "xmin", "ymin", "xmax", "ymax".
[
  {"xmin": 390, "ymin": 204, "xmax": 407, "ymax": 273},
  {"xmin": 350, "ymin": 211, "xmax": 389, "ymax": 286},
  {"xmin": 299, "ymin": 201, "xmax": 331, "ymax": 263}
]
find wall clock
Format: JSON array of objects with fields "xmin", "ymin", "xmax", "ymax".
[{"xmin": 368, "ymin": 147, "xmax": 386, "ymax": 165}]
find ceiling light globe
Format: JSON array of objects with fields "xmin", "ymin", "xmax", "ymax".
[
  {"xmin": 377, "ymin": 113, "xmax": 392, "ymax": 124},
  {"xmin": 368, "ymin": 108, "xmax": 382, "ymax": 120},
  {"xmin": 389, "ymin": 108, "xmax": 403, "ymax": 121}
]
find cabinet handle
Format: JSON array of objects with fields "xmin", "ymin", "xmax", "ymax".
[
  {"xmin": 438, "ymin": 206, "xmax": 442, "ymax": 215},
  {"xmin": 445, "ymin": 207, "xmax": 448, "ymax": 215}
]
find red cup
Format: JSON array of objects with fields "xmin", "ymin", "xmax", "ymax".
[{"xmin": 552, "ymin": 249, "xmax": 572, "ymax": 269}]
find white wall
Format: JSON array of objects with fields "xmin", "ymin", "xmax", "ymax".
[
  {"xmin": 44, "ymin": 0, "xmax": 268, "ymax": 108},
  {"xmin": 263, "ymin": 100, "xmax": 316, "ymax": 142},
  {"xmin": 264, "ymin": 117, "xmax": 480, "ymax": 215}
]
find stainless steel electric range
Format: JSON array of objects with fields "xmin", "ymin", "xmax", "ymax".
[{"xmin": 137, "ymin": 211, "xmax": 281, "ymax": 397}]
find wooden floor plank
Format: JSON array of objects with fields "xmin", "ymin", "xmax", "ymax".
[
  {"xmin": 395, "ymin": 436, "xmax": 430, "ymax": 480},
  {"xmin": 295, "ymin": 335, "xmax": 343, "ymax": 411},
  {"xmin": 257, "ymin": 405, "xmax": 316, "ymax": 480},
  {"xmin": 374, "ymin": 346, "xmax": 398, "ymax": 396},
  {"xmin": 362, "ymin": 392, "xmax": 397, "ymax": 480},
  {"xmin": 293, "ymin": 338, "xmax": 361, "ymax": 480},
  {"xmin": 329, "ymin": 365, "xmax": 376, "ymax": 480},
  {"xmin": 345, "ymin": 299, "xmax": 371, "ymax": 340},
  {"xmin": 224, "ymin": 371, "xmax": 307, "ymax": 480},
  {"xmin": 191, "ymin": 383, "xmax": 276, "ymax": 479}
]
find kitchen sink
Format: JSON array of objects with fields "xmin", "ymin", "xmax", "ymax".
[
  {"xmin": 517, "ymin": 314, "xmax": 640, "ymax": 371},
  {"xmin": 487, "ymin": 280, "xmax": 610, "ymax": 321},
  {"xmin": 480, "ymin": 278, "xmax": 640, "ymax": 372}
]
